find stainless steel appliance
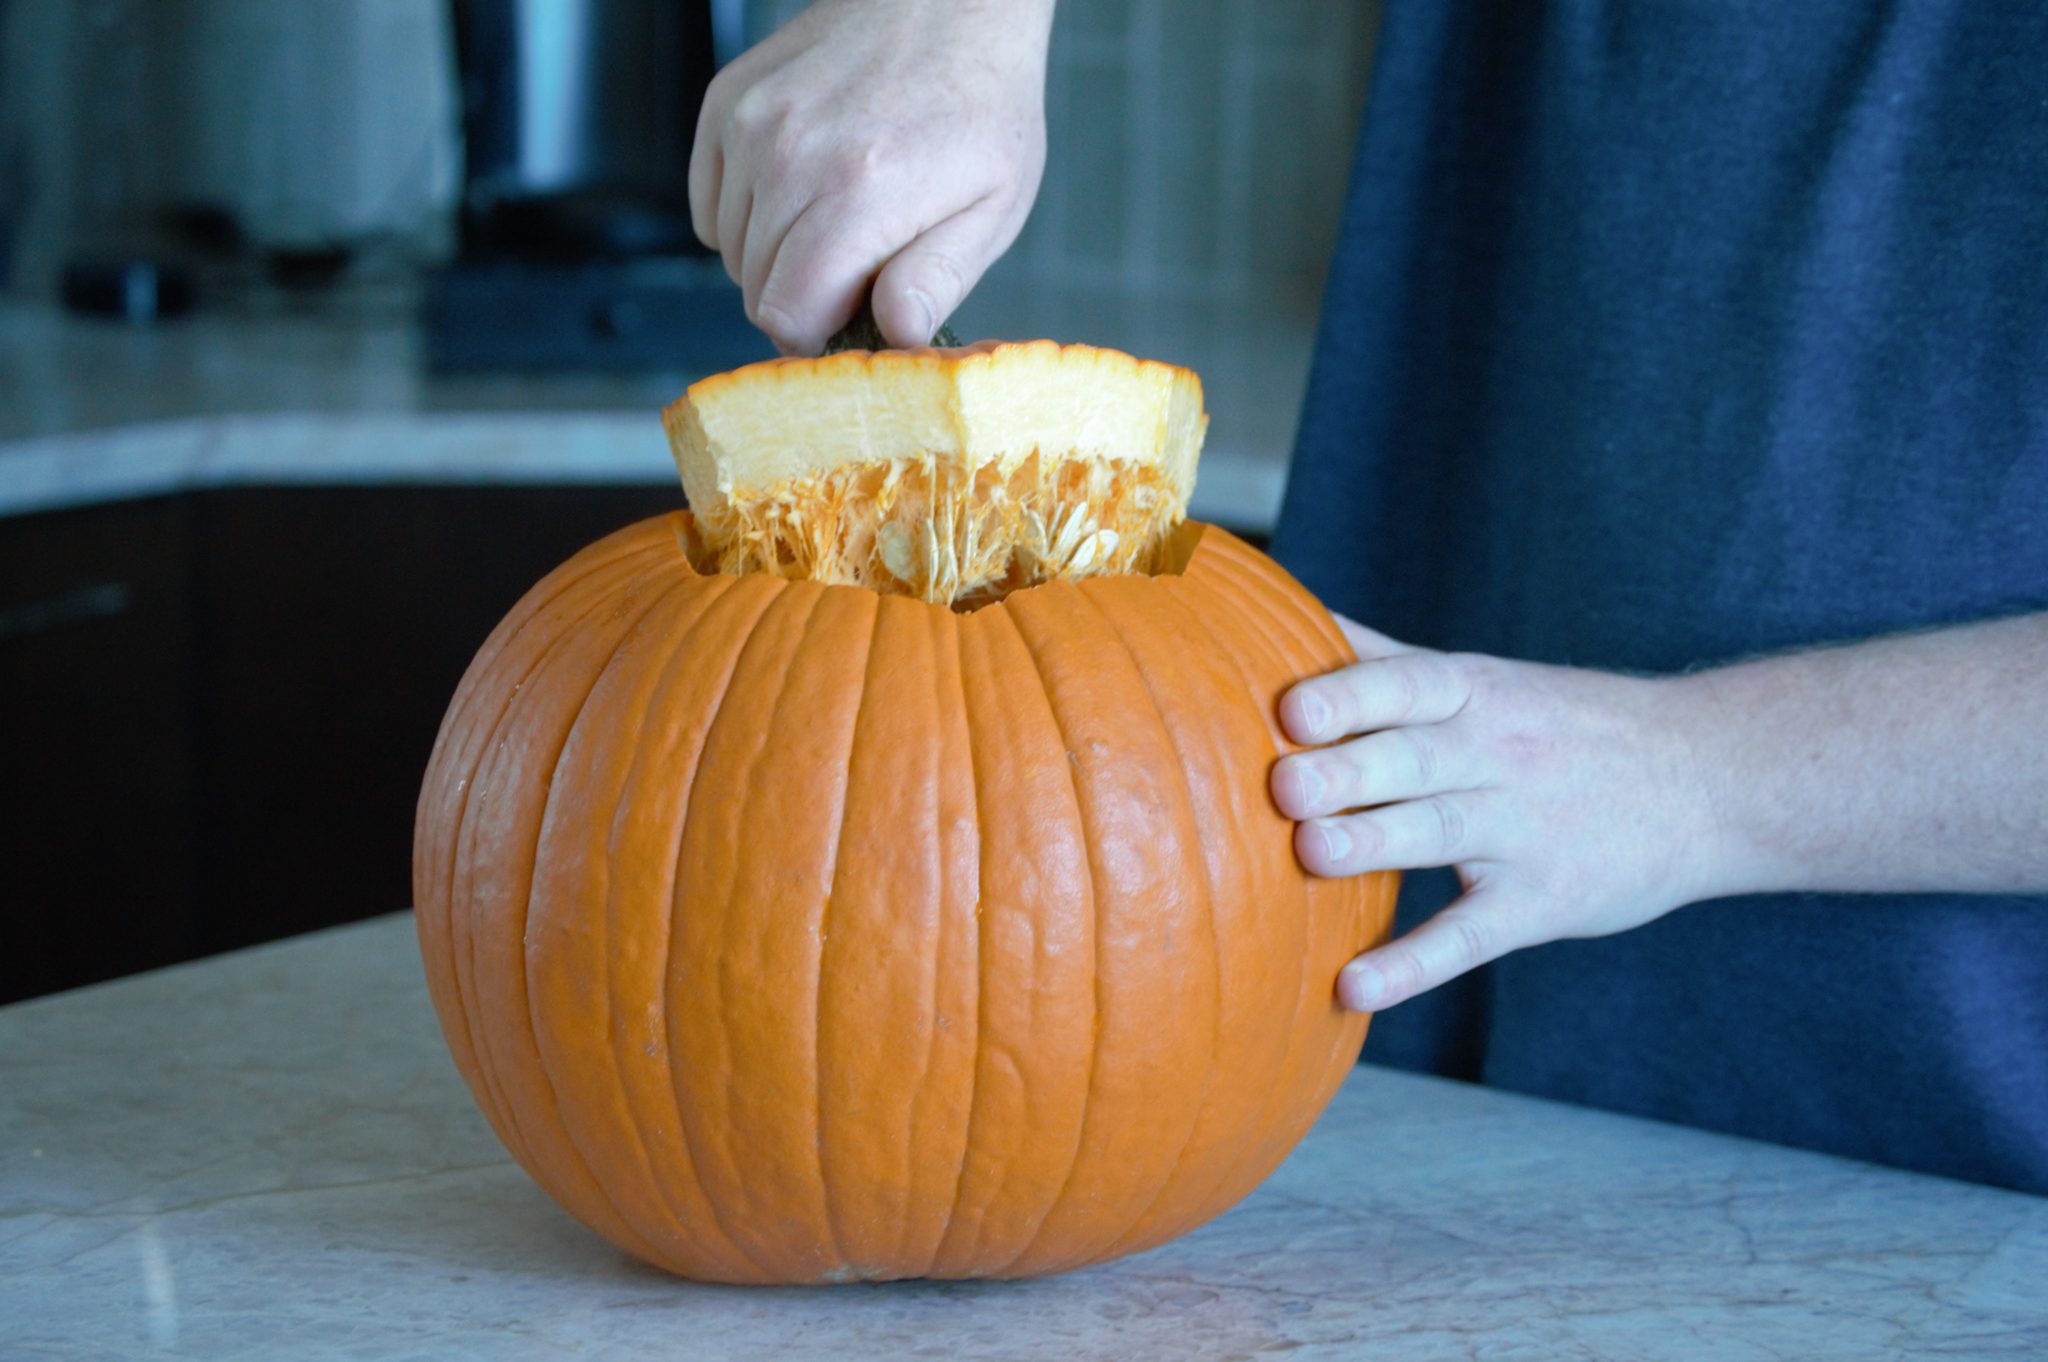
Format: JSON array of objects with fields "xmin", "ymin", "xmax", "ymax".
[{"xmin": 426, "ymin": 0, "xmax": 762, "ymax": 370}]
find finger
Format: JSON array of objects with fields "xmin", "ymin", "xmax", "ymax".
[
  {"xmin": 689, "ymin": 87, "xmax": 726, "ymax": 250},
  {"xmin": 754, "ymin": 201, "xmax": 895, "ymax": 354},
  {"xmin": 1295, "ymin": 791, "xmax": 1487, "ymax": 876},
  {"xmin": 1271, "ymin": 722, "xmax": 1490, "ymax": 820},
  {"xmin": 1282, "ymin": 650, "xmax": 1473, "ymax": 745},
  {"xmin": 870, "ymin": 199, "xmax": 1012, "ymax": 347},
  {"xmin": 1332, "ymin": 613, "xmax": 1415, "ymax": 661},
  {"xmin": 739, "ymin": 181, "xmax": 812, "ymax": 334},
  {"xmin": 1335, "ymin": 889, "xmax": 1522, "ymax": 1012},
  {"xmin": 716, "ymin": 167, "xmax": 752, "ymax": 287}
]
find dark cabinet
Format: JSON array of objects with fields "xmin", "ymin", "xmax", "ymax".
[
  {"xmin": 1, "ymin": 483, "xmax": 683, "ymax": 1002},
  {"xmin": 1, "ymin": 497, "xmax": 202, "ymax": 1000}
]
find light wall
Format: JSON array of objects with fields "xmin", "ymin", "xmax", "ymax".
[{"xmin": 745, "ymin": 0, "xmax": 1380, "ymax": 314}]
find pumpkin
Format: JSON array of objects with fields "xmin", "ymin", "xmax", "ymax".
[{"xmin": 412, "ymin": 341, "xmax": 1397, "ymax": 1284}]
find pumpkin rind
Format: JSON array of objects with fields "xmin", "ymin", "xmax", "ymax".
[{"xmin": 413, "ymin": 514, "xmax": 1396, "ymax": 1283}]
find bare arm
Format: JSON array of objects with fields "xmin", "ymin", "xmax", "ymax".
[
  {"xmin": 1684, "ymin": 611, "xmax": 2048, "ymax": 897},
  {"xmin": 1272, "ymin": 612, "xmax": 2048, "ymax": 1011}
]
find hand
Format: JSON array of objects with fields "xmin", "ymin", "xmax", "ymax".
[
  {"xmin": 689, "ymin": 0, "xmax": 1053, "ymax": 354},
  {"xmin": 1272, "ymin": 617, "xmax": 1724, "ymax": 1012}
]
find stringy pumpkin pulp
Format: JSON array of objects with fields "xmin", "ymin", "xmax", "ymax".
[{"xmin": 662, "ymin": 339, "xmax": 1207, "ymax": 606}]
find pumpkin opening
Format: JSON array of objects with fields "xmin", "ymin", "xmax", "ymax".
[{"xmin": 663, "ymin": 340, "xmax": 1208, "ymax": 609}]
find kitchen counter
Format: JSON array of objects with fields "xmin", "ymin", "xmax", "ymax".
[
  {"xmin": 4, "ymin": 916, "xmax": 2044, "ymax": 1361},
  {"xmin": 0, "ymin": 409, "xmax": 1285, "ymax": 535},
  {"xmin": 0, "ymin": 292, "xmax": 1308, "ymax": 532}
]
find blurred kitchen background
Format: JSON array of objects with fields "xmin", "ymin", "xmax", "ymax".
[{"xmin": 0, "ymin": 0, "xmax": 1379, "ymax": 1001}]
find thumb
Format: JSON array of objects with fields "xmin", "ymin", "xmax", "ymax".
[{"xmin": 870, "ymin": 204, "xmax": 1009, "ymax": 348}]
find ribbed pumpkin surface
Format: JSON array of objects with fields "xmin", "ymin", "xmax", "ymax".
[{"xmin": 413, "ymin": 512, "xmax": 1395, "ymax": 1284}]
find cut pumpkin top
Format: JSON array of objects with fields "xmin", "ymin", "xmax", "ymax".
[{"xmin": 662, "ymin": 340, "xmax": 1208, "ymax": 608}]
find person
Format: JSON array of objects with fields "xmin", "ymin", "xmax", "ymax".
[{"xmin": 689, "ymin": 0, "xmax": 2048, "ymax": 1193}]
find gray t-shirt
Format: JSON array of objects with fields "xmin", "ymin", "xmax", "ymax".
[{"xmin": 1273, "ymin": 0, "xmax": 2048, "ymax": 1192}]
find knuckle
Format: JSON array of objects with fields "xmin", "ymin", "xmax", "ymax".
[
  {"xmin": 1387, "ymin": 658, "xmax": 1425, "ymax": 722},
  {"xmin": 727, "ymin": 84, "xmax": 783, "ymax": 138},
  {"xmin": 1349, "ymin": 814, "xmax": 1387, "ymax": 860},
  {"xmin": 1442, "ymin": 649, "xmax": 1490, "ymax": 681},
  {"xmin": 1331, "ymin": 742, "xmax": 1370, "ymax": 803},
  {"xmin": 752, "ymin": 299, "xmax": 800, "ymax": 346},
  {"xmin": 1443, "ymin": 652, "xmax": 1498, "ymax": 706},
  {"xmin": 916, "ymin": 247, "xmax": 968, "ymax": 298},
  {"xmin": 764, "ymin": 122, "xmax": 814, "ymax": 178},
  {"xmin": 699, "ymin": 69, "xmax": 738, "ymax": 127},
  {"xmin": 1379, "ymin": 947, "xmax": 1430, "ymax": 996},
  {"xmin": 1430, "ymin": 796, "xmax": 1469, "ymax": 855},
  {"xmin": 821, "ymin": 143, "xmax": 886, "ymax": 198},
  {"xmin": 1420, "ymin": 653, "xmax": 1469, "ymax": 709},
  {"xmin": 1297, "ymin": 755, "xmax": 1335, "ymax": 816},
  {"xmin": 1441, "ymin": 912, "xmax": 1493, "ymax": 970},
  {"xmin": 1403, "ymin": 728, "xmax": 1442, "ymax": 787}
]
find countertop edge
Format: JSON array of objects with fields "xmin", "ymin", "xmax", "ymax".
[{"xmin": 0, "ymin": 411, "xmax": 1293, "ymax": 533}]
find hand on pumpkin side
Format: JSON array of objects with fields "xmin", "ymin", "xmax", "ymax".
[
  {"xmin": 689, "ymin": 0, "xmax": 1053, "ymax": 354},
  {"xmin": 1271, "ymin": 611, "xmax": 2048, "ymax": 1012},
  {"xmin": 1271, "ymin": 617, "xmax": 1721, "ymax": 1012}
]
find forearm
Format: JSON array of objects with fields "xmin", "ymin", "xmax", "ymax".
[
  {"xmin": 1674, "ymin": 612, "xmax": 2048, "ymax": 899},
  {"xmin": 832, "ymin": 0, "xmax": 1054, "ymax": 61}
]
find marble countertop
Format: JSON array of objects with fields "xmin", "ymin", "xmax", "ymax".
[
  {"xmin": 4, "ymin": 915, "xmax": 2044, "ymax": 1361},
  {"xmin": 0, "ymin": 293, "xmax": 1307, "ymax": 531}
]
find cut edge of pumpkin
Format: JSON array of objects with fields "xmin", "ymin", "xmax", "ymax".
[
  {"xmin": 663, "ymin": 340, "xmax": 1208, "ymax": 609},
  {"xmin": 665, "ymin": 510, "xmax": 1217, "ymax": 611}
]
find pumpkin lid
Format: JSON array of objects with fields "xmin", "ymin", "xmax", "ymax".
[{"xmin": 661, "ymin": 340, "xmax": 1208, "ymax": 608}]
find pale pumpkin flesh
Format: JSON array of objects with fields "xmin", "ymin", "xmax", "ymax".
[{"xmin": 663, "ymin": 340, "xmax": 1207, "ymax": 606}]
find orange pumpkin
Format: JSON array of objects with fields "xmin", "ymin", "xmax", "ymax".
[{"xmin": 413, "ymin": 343, "xmax": 1396, "ymax": 1283}]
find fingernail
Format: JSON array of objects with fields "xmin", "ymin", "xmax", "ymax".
[
  {"xmin": 1297, "ymin": 689, "xmax": 1331, "ymax": 740},
  {"xmin": 1292, "ymin": 760, "xmax": 1326, "ymax": 813},
  {"xmin": 1340, "ymin": 962, "xmax": 1387, "ymax": 1011},
  {"xmin": 1317, "ymin": 819, "xmax": 1351, "ymax": 863},
  {"xmin": 906, "ymin": 289, "xmax": 937, "ymax": 344}
]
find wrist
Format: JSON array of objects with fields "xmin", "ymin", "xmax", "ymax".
[
  {"xmin": 954, "ymin": 0, "xmax": 1056, "ymax": 64},
  {"xmin": 860, "ymin": 0, "xmax": 1055, "ymax": 43},
  {"xmin": 1656, "ymin": 666, "xmax": 1795, "ymax": 902}
]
